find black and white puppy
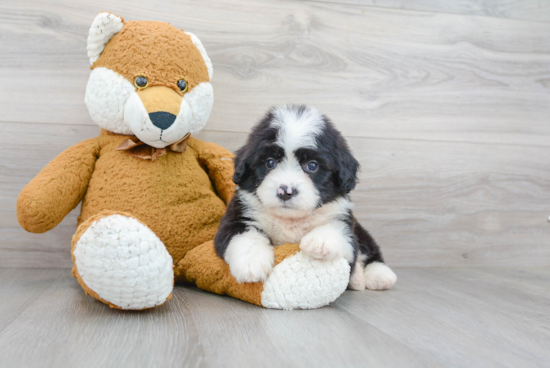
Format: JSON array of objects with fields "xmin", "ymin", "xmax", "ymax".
[{"xmin": 215, "ymin": 105, "xmax": 396, "ymax": 291}]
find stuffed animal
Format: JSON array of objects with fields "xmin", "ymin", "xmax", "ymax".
[{"xmin": 16, "ymin": 12, "xmax": 350, "ymax": 310}]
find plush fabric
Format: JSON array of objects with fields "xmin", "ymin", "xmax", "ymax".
[
  {"xmin": 18, "ymin": 128, "xmax": 344, "ymax": 309},
  {"xmin": 18, "ymin": 130, "xmax": 234, "ymax": 308},
  {"xmin": 18, "ymin": 138, "xmax": 100, "ymax": 233},
  {"xmin": 92, "ymin": 20, "xmax": 210, "ymax": 96},
  {"xmin": 20, "ymin": 130, "xmax": 233, "ymax": 266},
  {"xmin": 116, "ymin": 133, "xmax": 191, "ymax": 160},
  {"xmin": 85, "ymin": 67, "xmax": 135, "ymax": 135},
  {"xmin": 180, "ymin": 242, "xmax": 302, "ymax": 306},
  {"xmin": 181, "ymin": 242, "xmax": 351, "ymax": 310},
  {"xmin": 16, "ymin": 12, "xmax": 350, "ymax": 310},
  {"xmin": 71, "ymin": 210, "xmax": 174, "ymax": 310},
  {"xmin": 87, "ymin": 12, "xmax": 125, "ymax": 65}
]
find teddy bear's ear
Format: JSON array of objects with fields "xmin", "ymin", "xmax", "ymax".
[
  {"xmin": 87, "ymin": 12, "xmax": 125, "ymax": 65},
  {"xmin": 184, "ymin": 32, "xmax": 213, "ymax": 80}
]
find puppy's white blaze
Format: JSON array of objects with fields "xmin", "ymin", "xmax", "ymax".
[
  {"xmin": 300, "ymin": 221, "xmax": 355, "ymax": 262},
  {"xmin": 225, "ymin": 229, "xmax": 274, "ymax": 283},
  {"xmin": 256, "ymin": 105, "xmax": 326, "ymax": 217},
  {"xmin": 85, "ymin": 67, "xmax": 135, "ymax": 135},
  {"xmin": 271, "ymin": 105, "xmax": 325, "ymax": 153},
  {"xmin": 364, "ymin": 262, "xmax": 397, "ymax": 291},
  {"xmin": 256, "ymin": 154, "xmax": 320, "ymax": 217}
]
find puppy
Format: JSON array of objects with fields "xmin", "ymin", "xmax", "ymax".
[{"xmin": 215, "ymin": 105, "xmax": 396, "ymax": 291}]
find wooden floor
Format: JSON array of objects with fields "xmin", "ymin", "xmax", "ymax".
[{"xmin": 1, "ymin": 267, "xmax": 549, "ymax": 368}]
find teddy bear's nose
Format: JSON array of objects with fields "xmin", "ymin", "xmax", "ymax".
[{"xmin": 149, "ymin": 111, "xmax": 176, "ymax": 130}]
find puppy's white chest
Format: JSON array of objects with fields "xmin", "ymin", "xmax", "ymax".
[
  {"xmin": 260, "ymin": 214, "xmax": 323, "ymax": 246},
  {"xmin": 239, "ymin": 191, "xmax": 353, "ymax": 246}
]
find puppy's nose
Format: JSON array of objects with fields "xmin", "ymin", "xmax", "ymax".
[
  {"xmin": 277, "ymin": 185, "xmax": 298, "ymax": 201},
  {"xmin": 149, "ymin": 111, "xmax": 176, "ymax": 130}
]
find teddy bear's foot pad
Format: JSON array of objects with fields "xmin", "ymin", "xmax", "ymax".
[
  {"xmin": 73, "ymin": 214, "xmax": 174, "ymax": 310},
  {"xmin": 260, "ymin": 252, "xmax": 350, "ymax": 310}
]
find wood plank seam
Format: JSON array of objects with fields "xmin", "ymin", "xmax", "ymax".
[
  {"xmin": 2, "ymin": 121, "xmax": 549, "ymax": 149},
  {"xmin": 300, "ymin": 0, "xmax": 550, "ymax": 24}
]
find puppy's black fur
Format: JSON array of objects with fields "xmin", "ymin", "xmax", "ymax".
[{"xmin": 215, "ymin": 105, "xmax": 384, "ymax": 274}]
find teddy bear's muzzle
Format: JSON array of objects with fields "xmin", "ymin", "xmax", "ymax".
[
  {"xmin": 123, "ymin": 85, "xmax": 193, "ymax": 148},
  {"xmin": 138, "ymin": 86, "xmax": 182, "ymax": 120},
  {"xmin": 149, "ymin": 111, "xmax": 177, "ymax": 130}
]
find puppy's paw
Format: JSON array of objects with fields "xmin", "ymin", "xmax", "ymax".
[
  {"xmin": 225, "ymin": 231, "xmax": 274, "ymax": 283},
  {"xmin": 230, "ymin": 254, "xmax": 274, "ymax": 283},
  {"xmin": 364, "ymin": 262, "xmax": 397, "ymax": 290},
  {"xmin": 348, "ymin": 262, "xmax": 366, "ymax": 290},
  {"xmin": 300, "ymin": 225, "xmax": 349, "ymax": 261}
]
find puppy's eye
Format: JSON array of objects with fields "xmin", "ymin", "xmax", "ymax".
[
  {"xmin": 305, "ymin": 161, "xmax": 318, "ymax": 172},
  {"xmin": 134, "ymin": 76, "xmax": 148, "ymax": 89},
  {"xmin": 266, "ymin": 158, "xmax": 277, "ymax": 169},
  {"xmin": 177, "ymin": 79, "xmax": 188, "ymax": 92}
]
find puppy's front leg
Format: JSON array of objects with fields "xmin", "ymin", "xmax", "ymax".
[
  {"xmin": 224, "ymin": 229, "xmax": 275, "ymax": 283},
  {"xmin": 300, "ymin": 221, "xmax": 355, "ymax": 263}
]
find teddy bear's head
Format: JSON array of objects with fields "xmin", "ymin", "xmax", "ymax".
[{"xmin": 85, "ymin": 13, "xmax": 213, "ymax": 148}]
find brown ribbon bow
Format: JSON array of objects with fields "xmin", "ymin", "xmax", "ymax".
[{"xmin": 116, "ymin": 133, "xmax": 191, "ymax": 161}]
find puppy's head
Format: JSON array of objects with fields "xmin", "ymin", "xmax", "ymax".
[{"xmin": 234, "ymin": 105, "xmax": 359, "ymax": 218}]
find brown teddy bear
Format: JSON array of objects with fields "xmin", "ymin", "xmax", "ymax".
[{"xmin": 16, "ymin": 12, "xmax": 350, "ymax": 310}]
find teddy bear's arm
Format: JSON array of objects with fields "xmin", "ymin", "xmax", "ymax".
[
  {"xmin": 17, "ymin": 138, "xmax": 100, "ymax": 233},
  {"xmin": 187, "ymin": 138, "xmax": 236, "ymax": 204}
]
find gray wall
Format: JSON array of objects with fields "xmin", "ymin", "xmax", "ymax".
[{"xmin": 1, "ymin": 0, "xmax": 549, "ymax": 268}]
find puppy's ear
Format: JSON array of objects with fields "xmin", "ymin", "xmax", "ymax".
[
  {"xmin": 336, "ymin": 148, "xmax": 359, "ymax": 193},
  {"xmin": 330, "ymin": 130, "xmax": 360, "ymax": 193},
  {"xmin": 232, "ymin": 146, "xmax": 251, "ymax": 185},
  {"xmin": 323, "ymin": 117, "xmax": 360, "ymax": 193}
]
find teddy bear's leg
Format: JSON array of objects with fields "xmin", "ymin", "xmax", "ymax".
[
  {"xmin": 71, "ymin": 210, "xmax": 174, "ymax": 310},
  {"xmin": 177, "ymin": 241, "xmax": 350, "ymax": 310}
]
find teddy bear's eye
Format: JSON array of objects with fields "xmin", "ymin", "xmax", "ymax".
[
  {"xmin": 134, "ymin": 76, "xmax": 148, "ymax": 89},
  {"xmin": 177, "ymin": 79, "xmax": 188, "ymax": 92}
]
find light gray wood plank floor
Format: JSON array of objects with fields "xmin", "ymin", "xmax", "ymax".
[
  {"xmin": 1, "ymin": 267, "xmax": 549, "ymax": 368},
  {"xmin": 303, "ymin": 0, "xmax": 550, "ymax": 23}
]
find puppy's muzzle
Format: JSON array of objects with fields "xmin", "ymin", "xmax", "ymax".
[{"xmin": 277, "ymin": 185, "xmax": 298, "ymax": 201}]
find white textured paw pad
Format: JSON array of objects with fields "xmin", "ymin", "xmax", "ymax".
[
  {"xmin": 74, "ymin": 215, "xmax": 174, "ymax": 309},
  {"xmin": 261, "ymin": 252, "xmax": 350, "ymax": 310},
  {"xmin": 364, "ymin": 262, "xmax": 397, "ymax": 291}
]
